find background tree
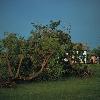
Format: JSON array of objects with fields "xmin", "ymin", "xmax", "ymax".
[{"xmin": 91, "ymin": 46, "xmax": 100, "ymax": 56}]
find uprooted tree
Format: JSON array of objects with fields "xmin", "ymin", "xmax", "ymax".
[
  {"xmin": 0, "ymin": 20, "xmax": 73, "ymax": 81},
  {"xmin": 0, "ymin": 20, "xmax": 92, "ymax": 86}
]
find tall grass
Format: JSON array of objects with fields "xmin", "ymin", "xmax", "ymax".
[{"xmin": 0, "ymin": 64, "xmax": 100, "ymax": 100}]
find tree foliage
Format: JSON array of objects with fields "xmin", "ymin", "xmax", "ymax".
[
  {"xmin": 0, "ymin": 20, "xmax": 73, "ymax": 82},
  {"xmin": 91, "ymin": 46, "xmax": 100, "ymax": 56}
]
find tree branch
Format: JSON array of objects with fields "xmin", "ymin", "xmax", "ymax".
[
  {"xmin": 25, "ymin": 52, "xmax": 53, "ymax": 80},
  {"xmin": 15, "ymin": 54, "xmax": 24, "ymax": 78},
  {"xmin": 6, "ymin": 56, "xmax": 14, "ymax": 78}
]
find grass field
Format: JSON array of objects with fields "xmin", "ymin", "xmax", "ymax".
[{"xmin": 0, "ymin": 64, "xmax": 100, "ymax": 100}]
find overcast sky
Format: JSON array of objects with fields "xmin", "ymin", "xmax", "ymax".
[{"xmin": 0, "ymin": 0, "xmax": 100, "ymax": 48}]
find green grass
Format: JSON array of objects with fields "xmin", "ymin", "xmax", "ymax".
[{"xmin": 0, "ymin": 64, "xmax": 100, "ymax": 100}]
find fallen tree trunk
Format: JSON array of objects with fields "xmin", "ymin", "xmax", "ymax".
[{"xmin": 20, "ymin": 52, "xmax": 53, "ymax": 81}]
